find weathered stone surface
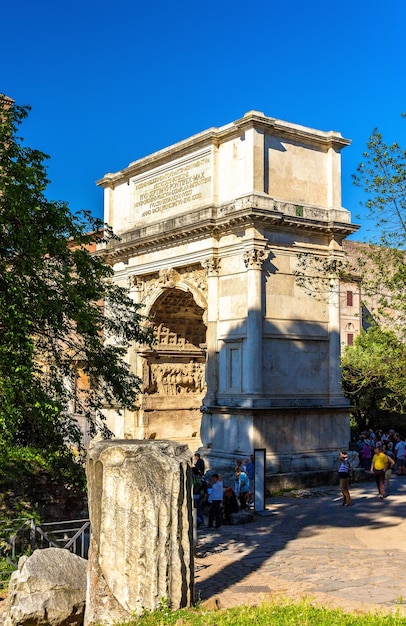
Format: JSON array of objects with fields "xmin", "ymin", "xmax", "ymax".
[
  {"xmin": 84, "ymin": 439, "xmax": 194, "ymax": 625},
  {"xmin": 1, "ymin": 548, "xmax": 87, "ymax": 626},
  {"xmin": 96, "ymin": 111, "xmax": 358, "ymax": 478}
]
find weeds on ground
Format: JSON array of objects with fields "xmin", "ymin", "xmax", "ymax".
[
  {"xmin": 0, "ymin": 556, "xmax": 14, "ymax": 592},
  {"xmin": 118, "ymin": 598, "xmax": 406, "ymax": 626}
]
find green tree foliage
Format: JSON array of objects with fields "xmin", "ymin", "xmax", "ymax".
[
  {"xmin": 354, "ymin": 126, "xmax": 406, "ymax": 249},
  {"xmin": 341, "ymin": 124, "xmax": 406, "ymax": 431},
  {"xmin": 295, "ymin": 122, "xmax": 406, "ymax": 431},
  {"xmin": 341, "ymin": 325, "xmax": 406, "ymax": 432},
  {"xmin": 352, "ymin": 126, "xmax": 406, "ymax": 338},
  {"xmin": 0, "ymin": 97, "xmax": 154, "ymax": 469}
]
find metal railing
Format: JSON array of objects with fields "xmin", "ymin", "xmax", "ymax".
[{"xmin": 0, "ymin": 517, "xmax": 91, "ymax": 574}]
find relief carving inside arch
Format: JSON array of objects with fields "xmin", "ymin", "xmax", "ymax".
[
  {"xmin": 147, "ymin": 361, "xmax": 205, "ymax": 396},
  {"xmin": 142, "ymin": 288, "xmax": 207, "ymax": 398}
]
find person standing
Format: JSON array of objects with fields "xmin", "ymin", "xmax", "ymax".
[
  {"xmin": 371, "ymin": 444, "xmax": 390, "ymax": 498},
  {"xmin": 235, "ymin": 467, "xmax": 249, "ymax": 510},
  {"xmin": 394, "ymin": 434, "xmax": 406, "ymax": 476},
  {"xmin": 192, "ymin": 467, "xmax": 204, "ymax": 525},
  {"xmin": 360, "ymin": 440, "xmax": 372, "ymax": 471},
  {"xmin": 246, "ymin": 454, "xmax": 255, "ymax": 505},
  {"xmin": 207, "ymin": 473, "xmax": 223, "ymax": 529},
  {"xmin": 338, "ymin": 451, "xmax": 351, "ymax": 506},
  {"xmin": 194, "ymin": 452, "xmax": 205, "ymax": 477},
  {"xmin": 382, "ymin": 441, "xmax": 395, "ymax": 495}
]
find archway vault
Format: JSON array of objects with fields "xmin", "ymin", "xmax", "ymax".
[{"xmin": 138, "ymin": 286, "xmax": 207, "ymax": 448}]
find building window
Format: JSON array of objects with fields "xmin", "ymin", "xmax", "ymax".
[
  {"xmin": 347, "ymin": 333, "xmax": 354, "ymax": 346},
  {"xmin": 346, "ymin": 290, "xmax": 353, "ymax": 307}
]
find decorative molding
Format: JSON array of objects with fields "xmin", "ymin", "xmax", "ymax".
[
  {"xmin": 243, "ymin": 249, "xmax": 268, "ymax": 269},
  {"xmin": 157, "ymin": 268, "xmax": 180, "ymax": 288},
  {"xmin": 201, "ymin": 257, "xmax": 221, "ymax": 276},
  {"xmin": 127, "ymin": 265, "xmax": 208, "ymax": 306},
  {"xmin": 97, "ymin": 195, "xmax": 358, "ymax": 264}
]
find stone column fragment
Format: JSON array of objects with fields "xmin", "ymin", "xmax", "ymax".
[{"xmin": 84, "ymin": 439, "xmax": 194, "ymax": 625}]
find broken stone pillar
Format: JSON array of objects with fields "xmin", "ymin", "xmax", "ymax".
[{"xmin": 84, "ymin": 439, "xmax": 194, "ymax": 625}]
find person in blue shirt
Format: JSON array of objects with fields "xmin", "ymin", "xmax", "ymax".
[
  {"xmin": 208, "ymin": 473, "xmax": 223, "ymax": 528},
  {"xmin": 235, "ymin": 467, "xmax": 249, "ymax": 510}
]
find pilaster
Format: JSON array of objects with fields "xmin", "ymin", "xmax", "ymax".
[
  {"xmin": 201, "ymin": 257, "xmax": 220, "ymax": 405},
  {"xmin": 242, "ymin": 248, "xmax": 267, "ymax": 396}
]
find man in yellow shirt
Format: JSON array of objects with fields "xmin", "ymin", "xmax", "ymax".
[{"xmin": 370, "ymin": 444, "xmax": 394, "ymax": 499}]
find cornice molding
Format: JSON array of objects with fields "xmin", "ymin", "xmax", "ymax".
[
  {"xmin": 96, "ymin": 195, "xmax": 358, "ymax": 264},
  {"xmin": 97, "ymin": 111, "xmax": 351, "ymax": 189}
]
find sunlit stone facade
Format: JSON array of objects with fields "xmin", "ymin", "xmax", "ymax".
[{"xmin": 97, "ymin": 111, "xmax": 358, "ymax": 475}]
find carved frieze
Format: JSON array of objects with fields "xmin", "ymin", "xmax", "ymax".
[
  {"xmin": 129, "ymin": 265, "xmax": 207, "ymax": 300},
  {"xmin": 145, "ymin": 361, "xmax": 206, "ymax": 396},
  {"xmin": 152, "ymin": 321, "xmax": 204, "ymax": 351}
]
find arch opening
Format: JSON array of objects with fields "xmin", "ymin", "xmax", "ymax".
[{"xmin": 138, "ymin": 288, "xmax": 207, "ymax": 447}]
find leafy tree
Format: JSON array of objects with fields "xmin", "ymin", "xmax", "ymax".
[
  {"xmin": 295, "ymin": 122, "xmax": 406, "ymax": 431},
  {"xmin": 339, "ymin": 124, "xmax": 406, "ymax": 432},
  {"xmin": 0, "ymin": 96, "xmax": 154, "ymax": 478},
  {"xmin": 341, "ymin": 325, "xmax": 406, "ymax": 432},
  {"xmin": 352, "ymin": 125, "xmax": 406, "ymax": 338},
  {"xmin": 354, "ymin": 125, "xmax": 406, "ymax": 249}
]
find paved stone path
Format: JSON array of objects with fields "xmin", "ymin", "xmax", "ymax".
[{"xmin": 195, "ymin": 476, "xmax": 406, "ymax": 615}]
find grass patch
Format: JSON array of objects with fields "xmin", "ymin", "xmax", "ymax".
[
  {"xmin": 0, "ymin": 555, "xmax": 15, "ymax": 592},
  {"xmin": 117, "ymin": 598, "xmax": 406, "ymax": 626}
]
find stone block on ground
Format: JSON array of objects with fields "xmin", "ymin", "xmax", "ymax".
[{"xmin": 1, "ymin": 548, "xmax": 87, "ymax": 626}]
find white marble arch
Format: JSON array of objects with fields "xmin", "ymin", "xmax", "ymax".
[
  {"xmin": 142, "ymin": 280, "xmax": 208, "ymax": 324},
  {"xmin": 97, "ymin": 111, "xmax": 359, "ymax": 481},
  {"xmin": 129, "ymin": 277, "xmax": 209, "ymax": 447}
]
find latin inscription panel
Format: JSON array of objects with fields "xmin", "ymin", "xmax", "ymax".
[{"xmin": 132, "ymin": 150, "xmax": 212, "ymax": 222}]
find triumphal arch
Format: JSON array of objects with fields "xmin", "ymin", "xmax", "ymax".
[{"xmin": 97, "ymin": 111, "xmax": 358, "ymax": 475}]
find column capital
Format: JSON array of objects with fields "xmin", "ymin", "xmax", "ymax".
[
  {"xmin": 201, "ymin": 257, "xmax": 221, "ymax": 276},
  {"xmin": 129, "ymin": 275, "xmax": 144, "ymax": 290},
  {"xmin": 243, "ymin": 248, "xmax": 267, "ymax": 269}
]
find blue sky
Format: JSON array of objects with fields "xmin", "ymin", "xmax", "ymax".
[{"xmin": 2, "ymin": 0, "xmax": 406, "ymax": 242}]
